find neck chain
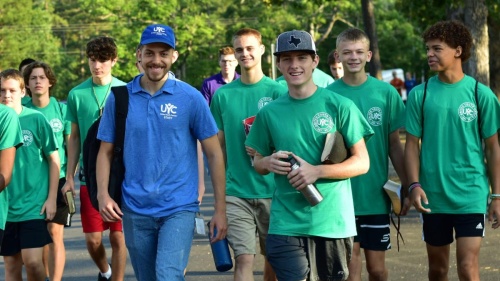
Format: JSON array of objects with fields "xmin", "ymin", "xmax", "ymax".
[{"xmin": 92, "ymin": 80, "xmax": 112, "ymax": 116}]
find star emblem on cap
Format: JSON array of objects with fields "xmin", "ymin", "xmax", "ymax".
[{"xmin": 288, "ymin": 35, "xmax": 301, "ymax": 47}]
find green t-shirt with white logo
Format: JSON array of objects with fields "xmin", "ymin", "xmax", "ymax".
[
  {"xmin": 406, "ymin": 75, "xmax": 500, "ymax": 214},
  {"xmin": 26, "ymin": 97, "xmax": 71, "ymax": 179},
  {"xmin": 245, "ymin": 88, "xmax": 374, "ymax": 238},
  {"xmin": 66, "ymin": 77, "xmax": 126, "ymax": 175},
  {"xmin": 8, "ymin": 107, "xmax": 58, "ymax": 222},
  {"xmin": 210, "ymin": 76, "xmax": 287, "ymax": 198},
  {"xmin": 0, "ymin": 105, "xmax": 23, "ymax": 229},
  {"xmin": 327, "ymin": 76, "xmax": 406, "ymax": 215}
]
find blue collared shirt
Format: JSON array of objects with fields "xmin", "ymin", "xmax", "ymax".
[{"xmin": 98, "ymin": 74, "xmax": 218, "ymax": 216}]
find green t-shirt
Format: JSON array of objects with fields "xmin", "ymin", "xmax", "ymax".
[
  {"xmin": 26, "ymin": 97, "xmax": 71, "ymax": 179},
  {"xmin": 327, "ymin": 76, "xmax": 406, "ymax": 215},
  {"xmin": 21, "ymin": 96, "xmax": 32, "ymax": 106},
  {"xmin": 210, "ymin": 76, "xmax": 287, "ymax": 198},
  {"xmin": 0, "ymin": 105, "xmax": 23, "ymax": 229},
  {"xmin": 66, "ymin": 77, "xmax": 126, "ymax": 170},
  {"xmin": 245, "ymin": 88, "xmax": 374, "ymax": 238},
  {"xmin": 276, "ymin": 68, "xmax": 335, "ymax": 88},
  {"xmin": 406, "ymin": 75, "xmax": 500, "ymax": 214},
  {"xmin": 8, "ymin": 107, "xmax": 58, "ymax": 222}
]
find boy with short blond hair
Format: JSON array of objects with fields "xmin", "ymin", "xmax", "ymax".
[
  {"xmin": 0, "ymin": 69, "xmax": 60, "ymax": 281},
  {"xmin": 210, "ymin": 27, "xmax": 286, "ymax": 281},
  {"xmin": 327, "ymin": 28, "xmax": 408, "ymax": 281}
]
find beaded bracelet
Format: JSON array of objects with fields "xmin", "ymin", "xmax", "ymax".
[{"xmin": 408, "ymin": 182, "xmax": 422, "ymax": 194}]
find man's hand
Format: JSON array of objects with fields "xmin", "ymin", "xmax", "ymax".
[
  {"xmin": 42, "ymin": 198, "xmax": 57, "ymax": 221},
  {"xmin": 98, "ymin": 194, "xmax": 123, "ymax": 222},
  {"xmin": 266, "ymin": 150, "xmax": 292, "ymax": 175},
  {"xmin": 488, "ymin": 199, "xmax": 500, "ymax": 229},
  {"xmin": 287, "ymin": 154, "xmax": 320, "ymax": 190},
  {"xmin": 409, "ymin": 186, "xmax": 431, "ymax": 213},
  {"xmin": 209, "ymin": 211, "xmax": 227, "ymax": 243},
  {"xmin": 61, "ymin": 179, "xmax": 76, "ymax": 204}
]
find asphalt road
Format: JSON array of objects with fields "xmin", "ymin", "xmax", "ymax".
[{"xmin": 1, "ymin": 174, "xmax": 499, "ymax": 280}]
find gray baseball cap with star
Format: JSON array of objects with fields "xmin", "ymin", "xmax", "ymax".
[{"xmin": 274, "ymin": 30, "xmax": 317, "ymax": 56}]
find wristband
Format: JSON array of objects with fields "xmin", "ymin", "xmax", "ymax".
[
  {"xmin": 491, "ymin": 193, "xmax": 500, "ymax": 199},
  {"xmin": 408, "ymin": 182, "xmax": 422, "ymax": 194}
]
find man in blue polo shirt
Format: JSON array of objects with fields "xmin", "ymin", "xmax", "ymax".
[
  {"xmin": 95, "ymin": 24, "xmax": 228, "ymax": 281},
  {"xmin": 201, "ymin": 46, "xmax": 240, "ymax": 105}
]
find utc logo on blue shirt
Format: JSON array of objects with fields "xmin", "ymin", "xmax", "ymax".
[{"xmin": 160, "ymin": 103, "xmax": 177, "ymax": 119}]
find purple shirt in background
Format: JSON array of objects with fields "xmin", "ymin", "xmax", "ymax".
[{"xmin": 200, "ymin": 72, "xmax": 240, "ymax": 105}]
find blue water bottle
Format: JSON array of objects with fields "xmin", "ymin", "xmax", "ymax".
[{"xmin": 207, "ymin": 222, "xmax": 233, "ymax": 272}]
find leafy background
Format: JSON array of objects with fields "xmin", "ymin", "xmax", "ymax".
[{"xmin": 0, "ymin": 0, "xmax": 498, "ymax": 99}]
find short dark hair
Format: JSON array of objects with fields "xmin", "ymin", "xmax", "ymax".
[
  {"xmin": 422, "ymin": 20, "xmax": 472, "ymax": 62},
  {"xmin": 22, "ymin": 61, "xmax": 57, "ymax": 95},
  {"xmin": 276, "ymin": 52, "xmax": 315, "ymax": 63},
  {"xmin": 19, "ymin": 58, "xmax": 36, "ymax": 72},
  {"xmin": 327, "ymin": 50, "xmax": 340, "ymax": 65},
  {"xmin": 86, "ymin": 36, "xmax": 118, "ymax": 61}
]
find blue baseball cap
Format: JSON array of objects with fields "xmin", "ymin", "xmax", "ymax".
[{"xmin": 140, "ymin": 24, "xmax": 176, "ymax": 49}]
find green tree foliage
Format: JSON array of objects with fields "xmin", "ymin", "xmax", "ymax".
[
  {"xmin": 0, "ymin": 0, "xmax": 61, "ymax": 92},
  {"xmin": 1, "ymin": 0, "xmax": 497, "ymax": 99}
]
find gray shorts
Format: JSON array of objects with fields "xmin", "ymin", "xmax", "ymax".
[
  {"xmin": 266, "ymin": 234, "xmax": 353, "ymax": 281},
  {"xmin": 225, "ymin": 196, "xmax": 271, "ymax": 257}
]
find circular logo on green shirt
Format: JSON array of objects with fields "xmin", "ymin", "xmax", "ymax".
[
  {"xmin": 258, "ymin": 97, "xmax": 273, "ymax": 109},
  {"xmin": 312, "ymin": 112, "xmax": 333, "ymax": 134},
  {"xmin": 367, "ymin": 107, "xmax": 382, "ymax": 126},
  {"xmin": 458, "ymin": 102, "xmax": 477, "ymax": 122},
  {"xmin": 50, "ymin": 118, "xmax": 63, "ymax": 133},
  {"xmin": 22, "ymin": 130, "xmax": 34, "ymax": 147}
]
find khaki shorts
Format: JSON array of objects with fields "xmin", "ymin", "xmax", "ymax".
[{"xmin": 226, "ymin": 196, "xmax": 271, "ymax": 257}]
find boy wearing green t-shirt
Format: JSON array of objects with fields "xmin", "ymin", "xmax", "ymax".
[
  {"xmin": 0, "ymin": 69, "xmax": 60, "ymax": 281},
  {"xmin": 210, "ymin": 28, "xmax": 286, "ymax": 281},
  {"xmin": 327, "ymin": 28, "xmax": 408, "ymax": 281},
  {"xmin": 246, "ymin": 30, "xmax": 373, "ymax": 281},
  {"xmin": 405, "ymin": 21, "xmax": 500, "ymax": 280},
  {"xmin": 0, "ymin": 104, "xmax": 23, "ymax": 247},
  {"xmin": 24, "ymin": 61, "xmax": 71, "ymax": 281},
  {"xmin": 63, "ymin": 36, "xmax": 127, "ymax": 281}
]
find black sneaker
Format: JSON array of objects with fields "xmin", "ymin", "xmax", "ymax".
[{"xmin": 97, "ymin": 273, "xmax": 110, "ymax": 281}]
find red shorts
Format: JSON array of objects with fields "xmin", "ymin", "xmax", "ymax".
[{"xmin": 80, "ymin": 185, "xmax": 122, "ymax": 233}]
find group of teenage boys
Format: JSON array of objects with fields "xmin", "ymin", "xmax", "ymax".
[{"xmin": 0, "ymin": 19, "xmax": 499, "ymax": 281}]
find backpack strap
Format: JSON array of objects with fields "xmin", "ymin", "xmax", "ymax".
[
  {"xmin": 421, "ymin": 80, "xmax": 429, "ymax": 140},
  {"xmin": 111, "ymin": 86, "xmax": 129, "ymax": 155},
  {"xmin": 474, "ymin": 80, "xmax": 481, "ymax": 139}
]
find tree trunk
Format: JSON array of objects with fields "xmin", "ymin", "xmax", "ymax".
[
  {"xmin": 463, "ymin": 0, "xmax": 489, "ymax": 86},
  {"xmin": 361, "ymin": 0, "xmax": 382, "ymax": 79},
  {"xmin": 488, "ymin": 15, "xmax": 500, "ymax": 100}
]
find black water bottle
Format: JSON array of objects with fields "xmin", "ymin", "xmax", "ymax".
[
  {"xmin": 284, "ymin": 155, "xmax": 323, "ymax": 206},
  {"xmin": 207, "ymin": 222, "xmax": 233, "ymax": 272}
]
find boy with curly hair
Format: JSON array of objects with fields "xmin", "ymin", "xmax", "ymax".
[
  {"xmin": 63, "ymin": 36, "xmax": 127, "ymax": 281},
  {"xmin": 405, "ymin": 20, "xmax": 500, "ymax": 280}
]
